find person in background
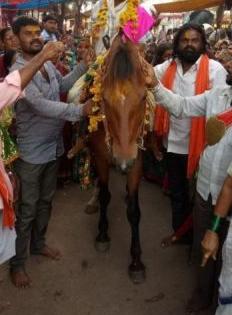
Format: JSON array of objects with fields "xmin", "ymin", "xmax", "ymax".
[
  {"xmin": 152, "ymin": 42, "xmax": 173, "ymax": 66},
  {"xmin": 216, "ymin": 49, "xmax": 232, "ymax": 68},
  {"xmin": 157, "ymin": 25, "xmax": 167, "ymax": 44},
  {"xmin": 41, "ymin": 14, "xmax": 58, "ymax": 42},
  {"xmin": 215, "ymin": 40, "xmax": 230, "ymax": 59},
  {"xmin": 0, "ymin": 27, "xmax": 19, "ymax": 80}
]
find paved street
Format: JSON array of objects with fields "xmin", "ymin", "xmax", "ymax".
[{"xmin": 0, "ymin": 170, "xmax": 194, "ymax": 315}]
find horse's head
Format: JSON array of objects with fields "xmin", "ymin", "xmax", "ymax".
[{"xmin": 102, "ymin": 35, "xmax": 151, "ymax": 172}]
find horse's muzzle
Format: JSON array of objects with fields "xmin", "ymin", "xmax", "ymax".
[{"xmin": 113, "ymin": 158, "xmax": 135, "ymax": 174}]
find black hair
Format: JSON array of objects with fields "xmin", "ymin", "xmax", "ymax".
[
  {"xmin": 12, "ymin": 16, "xmax": 40, "ymax": 35},
  {"xmin": 3, "ymin": 50, "xmax": 17, "ymax": 74},
  {"xmin": 152, "ymin": 42, "xmax": 173, "ymax": 65},
  {"xmin": 0, "ymin": 27, "xmax": 11, "ymax": 42},
  {"xmin": 173, "ymin": 23, "xmax": 208, "ymax": 57},
  {"xmin": 42, "ymin": 14, "xmax": 58, "ymax": 23}
]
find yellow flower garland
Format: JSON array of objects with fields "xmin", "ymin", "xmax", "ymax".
[
  {"xmin": 88, "ymin": 54, "xmax": 106, "ymax": 132},
  {"xmin": 119, "ymin": 0, "xmax": 140, "ymax": 32},
  {"xmin": 91, "ymin": 0, "xmax": 108, "ymax": 41},
  {"xmin": 91, "ymin": 0, "xmax": 140, "ymax": 41}
]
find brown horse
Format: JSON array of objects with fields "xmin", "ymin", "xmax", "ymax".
[{"xmin": 87, "ymin": 35, "xmax": 154, "ymax": 283}]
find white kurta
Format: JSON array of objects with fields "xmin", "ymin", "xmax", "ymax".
[{"xmin": 154, "ymin": 57, "xmax": 227, "ymax": 154}]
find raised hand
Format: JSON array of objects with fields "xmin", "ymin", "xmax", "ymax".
[
  {"xmin": 41, "ymin": 41, "xmax": 65, "ymax": 62},
  {"xmin": 80, "ymin": 48, "xmax": 96, "ymax": 67}
]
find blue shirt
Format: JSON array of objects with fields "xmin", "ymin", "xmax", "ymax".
[{"xmin": 11, "ymin": 54, "xmax": 87, "ymax": 164}]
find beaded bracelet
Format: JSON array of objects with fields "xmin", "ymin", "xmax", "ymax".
[{"xmin": 210, "ymin": 215, "xmax": 222, "ymax": 233}]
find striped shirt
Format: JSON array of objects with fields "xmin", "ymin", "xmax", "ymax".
[{"xmin": 11, "ymin": 54, "xmax": 87, "ymax": 164}]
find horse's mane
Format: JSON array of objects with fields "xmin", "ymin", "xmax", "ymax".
[{"xmin": 103, "ymin": 36, "xmax": 144, "ymax": 90}]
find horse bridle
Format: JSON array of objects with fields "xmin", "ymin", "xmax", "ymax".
[
  {"xmin": 99, "ymin": 34, "xmax": 149, "ymax": 154},
  {"xmin": 99, "ymin": 95, "xmax": 148, "ymax": 155}
]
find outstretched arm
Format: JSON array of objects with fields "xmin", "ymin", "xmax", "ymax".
[
  {"xmin": 19, "ymin": 41, "xmax": 64, "ymax": 90},
  {"xmin": 146, "ymin": 66, "xmax": 210, "ymax": 118},
  {"xmin": 151, "ymin": 70, "xmax": 209, "ymax": 118},
  {"xmin": 0, "ymin": 42, "xmax": 64, "ymax": 110}
]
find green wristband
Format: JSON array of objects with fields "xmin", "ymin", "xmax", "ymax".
[{"xmin": 210, "ymin": 215, "xmax": 222, "ymax": 233}]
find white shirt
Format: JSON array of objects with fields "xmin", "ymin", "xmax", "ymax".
[
  {"xmin": 41, "ymin": 29, "xmax": 57, "ymax": 42},
  {"xmin": 154, "ymin": 57, "xmax": 227, "ymax": 154},
  {"xmin": 154, "ymin": 83, "xmax": 232, "ymax": 205}
]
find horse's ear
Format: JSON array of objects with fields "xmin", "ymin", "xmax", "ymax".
[{"xmin": 140, "ymin": 56, "xmax": 156, "ymax": 88}]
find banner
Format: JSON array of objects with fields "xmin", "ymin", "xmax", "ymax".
[{"xmin": 153, "ymin": 0, "xmax": 224, "ymax": 12}]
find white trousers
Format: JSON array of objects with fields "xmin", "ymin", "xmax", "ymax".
[{"xmin": 0, "ymin": 211, "xmax": 16, "ymax": 265}]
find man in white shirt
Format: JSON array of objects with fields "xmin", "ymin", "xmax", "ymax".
[
  {"xmin": 41, "ymin": 15, "xmax": 58, "ymax": 42},
  {"xmin": 154, "ymin": 24, "xmax": 226, "ymax": 243},
  {"xmin": 152, "ymin": 55, "xmax": 232, "ymax": 313}
]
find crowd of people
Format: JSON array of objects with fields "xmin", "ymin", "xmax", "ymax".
[{"xmin": 0, "ymin": 2, "xmax": 232, "ymax": 314}]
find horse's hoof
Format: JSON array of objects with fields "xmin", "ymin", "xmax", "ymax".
[
  {"xmin": 128, "ymin": 268, "xmax": 146, "ymax": 284},
  {"xmin": 84, "ymin": 204, "xmax": 99, "ymax": 215},
  {"xmin": 95, "ymin": 241, "xmax": 110, "ymax": 253}
]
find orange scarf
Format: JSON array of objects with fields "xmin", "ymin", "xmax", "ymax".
[
  {"xmin": 154, "ymin": 54, "xmax": 210, "ymax": 178},
  {"xmin": 216, "ymin": 108, "xmax": 232, "ymax": 126},
  {"xmin": 0, "ymin": 164, "xmax": 15, "ymax": 228}
]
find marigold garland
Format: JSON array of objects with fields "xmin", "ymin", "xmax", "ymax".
[
  {"xmin": 80, "ymin": 54, "xmax": 106, "ymax": 133},
  {"xmin": 119, "ymin": 0, "xmax": 140, "ymax": 32},
  {"xmin": 91, "ymin": 0, "xmax": 141, "ymax": 42},
  {"xmin": 91, "ymin": 0, "xmax": 108, "ymax": 41}
]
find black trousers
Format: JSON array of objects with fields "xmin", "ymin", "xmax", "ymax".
[
  {"xmin": 10, "ymin": 159, "xmax": 59, "ymax": 271},
  {"xmin": 166, "ymin": 152, "xmax": 191, "ymax": 232},
  {"xmin": 191, "ymin": 193, "xmax": 229, "ymax": 310}
]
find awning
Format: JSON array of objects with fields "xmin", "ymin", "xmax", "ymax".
[
  {"xmin": 152, "ymin": 0, "xmax": 224, "ymax": 12},
  {"xmin": 0, "ymin": 0, "xmax": 65, "ymax": 9}
]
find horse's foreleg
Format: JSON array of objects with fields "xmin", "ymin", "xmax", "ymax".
[
  {"xmin": 94, "ymin": 159, "xmax": 111, "ymax": 252},
  {"xmin": 127, "ymin": 153, "xmax": 145, "ymax": 284}
]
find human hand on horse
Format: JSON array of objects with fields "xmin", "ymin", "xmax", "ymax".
[
  {"xmin": 82, "ymin": 99, "xmax": 96, "ymax": 116},
  {"xmin": 139, "ymin": 55, "xmax": 159, "ymax": 88},
  {"xmin": 79, "ymin": 47, "xmax": 95, "ymax": 67},
  {"xmin": 201, "ymin": 230, "xmax": 219, "ymax": 267}
]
